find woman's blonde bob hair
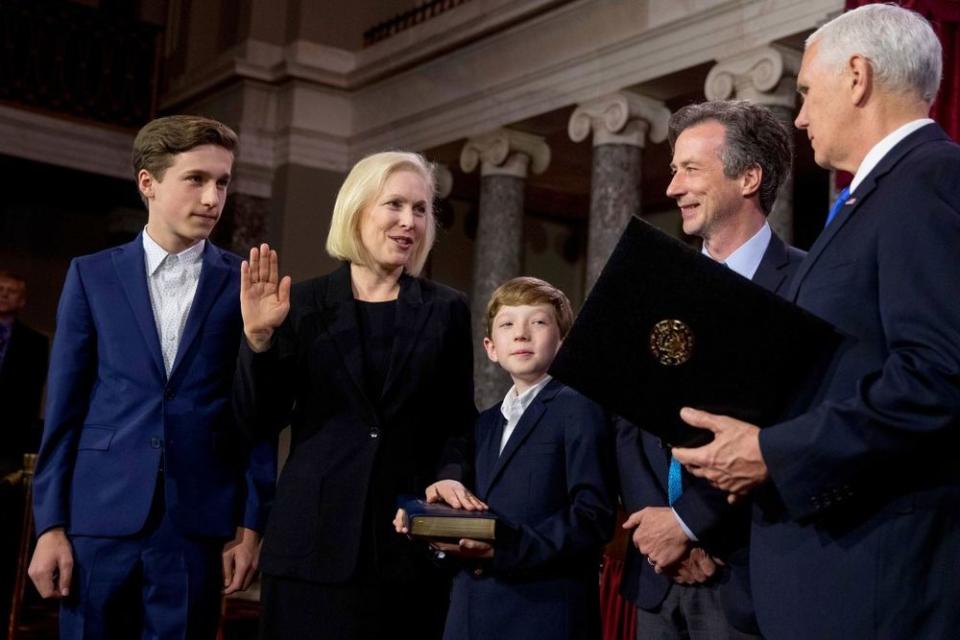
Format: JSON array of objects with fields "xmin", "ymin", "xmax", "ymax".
[{"xmin": 325, "ymin": 151, "xmax": 437, "ymax": 277}]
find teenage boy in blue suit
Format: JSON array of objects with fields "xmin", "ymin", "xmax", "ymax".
[
  {"xmin": 397, "ymin": 276, "xmax": 616, "ymax": 640},
  {"xmin": 28, "ymin": 115, "xmax": 275, "ymax": 639}
]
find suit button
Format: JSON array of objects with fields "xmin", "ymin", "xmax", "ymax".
[
  {"xmin": 150, "ymin": 437, "xmax": 162, "ymax": 449},
  {"xmin": 164, "ymin": 389, "xmax": 175, "ymax": 401},
  {"xmin": 369, "ymin": 428, "xmax": 380, "ymax": 439}
]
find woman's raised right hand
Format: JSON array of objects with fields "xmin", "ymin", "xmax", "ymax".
[{"xmin": 240, "ymin": 243, "xmax": 292, "ymax": 352}]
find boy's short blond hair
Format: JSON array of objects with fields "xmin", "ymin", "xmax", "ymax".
[
  {"xmin": 325, "ymin": 151, "xmax": 437, "ymax": 277},
  {"xmin": 485, "ymin": 277, "xmax": 574, "ymax": 338}
]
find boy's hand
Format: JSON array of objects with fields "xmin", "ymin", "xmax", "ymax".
[
  {"xmin": 28, "ymin": 528, "xmax": 74, "ymax": 598},
  {"xmin": 393, "ymin": 508, "xmax": 410, "ymax": 535},
  {"xmin": 430, "ymin": 539, "xmax": 494, "ymax": 559},
  {"xmin": 426, "ymin": 480, "xmax": 488, "ymax": 511},
  {"xmin": 222, "ymin": 527, "xmax": 261, "ymax": 594},
  {"xmin": 240, "ymin": 243, "xmax": 292, "ymax": 353}
]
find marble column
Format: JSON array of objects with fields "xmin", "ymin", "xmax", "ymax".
[
  {"xmin": 705, "ymin": 44, "xmax": 802, "ymax": 243},
  {"xmin": 569, "ymin": 91, "xmax": 670, "ymax": 291},
  {"xmin": 226, "ymin": 192, "xmax": 271, "ymax": 256},
  {"xmin": 460, "ymin": 129, "xmax": 550, "ymax": 409}
]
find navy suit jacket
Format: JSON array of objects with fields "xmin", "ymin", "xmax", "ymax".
[
  {"xmin": 753, "ymin": 123, "xmax": 960, "ymax": 638},
  {"xmin": 33, "ymin": 235, "xmax": 275, "ymax": 539},
  {"xmin": 443, "ymin": 380, "xmax": 616, "ymax": 640},
  {"xmin": 617, "ymin": 231, "xmax": 804, "ymax": 631}
]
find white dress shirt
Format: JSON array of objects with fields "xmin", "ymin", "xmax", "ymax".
[
  {"xmin": 850, "ymin": 119, "xmax": 934, "ymax": 194},
  {"xmin": 142, "ymin": 230, "xmax": 205, "ymax": 375},
  {"xmin": 499, "ymin": 374, "xmax": 553, "ymax": 454},
  {"xmin": 702, "ymin": 221, "xmax": 772, "ymax": 280}
]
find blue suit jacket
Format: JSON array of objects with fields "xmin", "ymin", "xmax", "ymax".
[
  {"xmin": 616, "ymin": 232, "xmax": 804, "ymax": 632},
  {"xmin": 443, "ymin": 380, "xmax": 616, "ymax": 640},
  {"xmin": 33, "ymin": 235, "xmax": 275, "ymax": 539},
  {"xmin": 754, "ymin": 123, "xmax": 960, "ymax": 638}
]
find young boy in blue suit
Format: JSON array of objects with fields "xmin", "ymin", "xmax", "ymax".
[
  {"xmin": 398, "ymin": 276, "xmax": 615, "ymax": 640},
  {"xmin": 28, "ymin": 115, "xmax": 275, "ymax": 639}
]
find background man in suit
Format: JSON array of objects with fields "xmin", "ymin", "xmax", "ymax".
[
  {"xmin": 617, "ymin": 100, "xmax": 802, "ymax": 639},
  {"xmin": 673, "ymin": 5, "xmax": 960, "ymax": 638},
  {"xmin": 0, "ymin": 270, "xmax": 49, "ymax": 626},
  {"xmin": 28, "ymin": 115, "xmax": 275, "ymax": 639},
  {"xmin": 0, "ymin": 271, "xmax": 48, "ymax": 474}
]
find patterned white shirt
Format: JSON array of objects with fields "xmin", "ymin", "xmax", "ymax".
[{"xmin": 142, "ymin": 230, "xmax": 205, "ymax": 375}]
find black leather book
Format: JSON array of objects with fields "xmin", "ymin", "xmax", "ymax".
[{"xmin": 397, "ymin": 496, "xmax": 496, "ymax": 541}]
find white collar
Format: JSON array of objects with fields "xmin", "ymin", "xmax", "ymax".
[
  {"xmin": 702, "ymin": 222, "xmax": 771, "ymax": 279},
  {"xmin": 142, "ymin": 229, "xmax": 205, "ymax": 276},
  {"xmin": 850, "ymin": 119, "xmax": 934, "ymax": 194},
  {"xmin": 501, "ymin": 374, "xmax": 552, "ymax": 417}
]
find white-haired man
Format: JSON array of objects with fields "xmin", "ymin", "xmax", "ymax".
[{"xmin": 672, "ymin": 5, "xmax": 960, "ymax": 638}]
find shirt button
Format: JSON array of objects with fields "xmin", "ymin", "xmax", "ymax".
[
  {"xmin": 164, "ymin": 389, "xmax": 175, "ymax": 401},
  {"xmin": 369, "ymin": 428, "xmax": 380, "ymax": 439},
  {"xmin": 150, "ymin": 437, "xmax": 162, "ymax": 449}
]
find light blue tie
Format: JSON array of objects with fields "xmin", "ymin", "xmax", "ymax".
[
  {"xmin": 824, "ymin": 186, "xmax": 851, "ymax": 228},
  {"xmin": 668, "ymin": 455, "xmax": 682, "ymax": 505}
]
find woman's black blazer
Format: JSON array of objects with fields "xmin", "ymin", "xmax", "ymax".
[{"xmin": 234, "ymin": 262, "xmax": 476, "ymax": 582}]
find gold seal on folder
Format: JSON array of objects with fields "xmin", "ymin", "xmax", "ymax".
[{"xmin": 650, "ymin": 319, "xmax": 694, "ymax": 366}]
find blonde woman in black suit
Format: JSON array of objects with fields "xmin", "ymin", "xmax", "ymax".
[{"xmin": 235, "ymin": 151, "xmax": 476, "ymax": 639}]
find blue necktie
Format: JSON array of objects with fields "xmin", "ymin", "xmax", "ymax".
[
  {"xmin": 668, "ymin": 455, "xmax": 682, "ymax": 505},
  {"xmin": 824, "ymin": 186, "xmax": 851, "ymax": 228}
]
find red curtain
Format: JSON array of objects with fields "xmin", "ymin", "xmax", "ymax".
[{"xmin": 846, "ymin": 0, "xmax": 960, "ymax": 141}]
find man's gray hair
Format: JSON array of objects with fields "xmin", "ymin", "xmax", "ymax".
[
  {"xmin": 808, "ymin": 3, "xmax": 942, "ymax": 103},
  {"xmin": 668, "ymin": 100, "xmax": 792, "ymax": 216}
]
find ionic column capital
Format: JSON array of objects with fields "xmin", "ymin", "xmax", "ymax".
[
  {"xmin": 459, "ymin": 129, "xmax": 550, "ymax": 178},
  {"xmin": 568, "ymin": 91, "xmax": 670, "ymax": 148},
  {"xmin": 705, "ymin": 44, "xmax": 802, "ymax": 109},
  {"xmin": 434, "ymin": 163, "xmax": 453, "ymax": 199}
]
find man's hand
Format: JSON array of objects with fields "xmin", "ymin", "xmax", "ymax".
[
  {"xmin": 672, "ymin": 407, "xmax": 768, "ymax": 503},
  {"xmin": 664, "ymin": 547, "xmax": 718, "ymax": 585},
  {"xmin": 425, "ymin": 480, "xmax": 488, "ymax": 511},
  {"xmin": 393, "ymin": 508, "xmax": 409, "ymax": 534},
  {"xmin": 28, "ymin": 528, "xmax": 74, "ymax": 598},
  {"xmin": 222, "ymin": 527, "xmax": 261, "ymax": 594},
  {"xmin": 430, "ymin": 538, "xmax": 494, "ymax": 559},
  {"xmin": 622, "ymin": 507, "xmax": 690, "ymax": 569},
  {"xmin": 240, "ymin": 243, "xmax": 292, "ymax": 353}
]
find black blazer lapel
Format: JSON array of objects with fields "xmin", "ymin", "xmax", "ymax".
[
  {"xmin": 483, "ymin": 379, "xmax": 563, "ymax": 494},
  {"xmin": 323, "ymin": 263, "xmax": 372, "ymax": 410},
  {"xmin": 169, "ymin": 242, "xmax": 231, "ymax": 378},
  {"xmin": 788, "ymin": 123, "xmax": 947, "ymax": 301},
  {"xmin": 380, "ymin": 273, "xmax": 432, "ymax": 401},
  {"xmin": 475, "ymin": 409, "xmax": 505, "ymax": 500},
  {"xmin": 112, "ymin": 235, "xmax": 165, "ymax": 381}
]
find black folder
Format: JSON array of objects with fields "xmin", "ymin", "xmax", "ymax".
[{"xmin": 550, "ymin": 217, "xmax": 840, "ymax": 447}]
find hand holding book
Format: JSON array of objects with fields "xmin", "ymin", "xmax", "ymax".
[{"xmin": 394, "ymin": 481, "xmax": 496, "ymax": 555}]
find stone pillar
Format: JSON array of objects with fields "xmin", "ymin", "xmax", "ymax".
[
  {"xmin": 705, "ymin": 44, "xmax": 801, "ymax": 243},
  {"xmin": 569, "ymin": 91, "xmax": 670, "ymax": 291},
  {"xmin": 227, "ymin": 192, "xmax": 270, "ymax": 255},
  {"xmin": 460, "ymin": 129, "xmax": 550, "ymax": 409}
]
